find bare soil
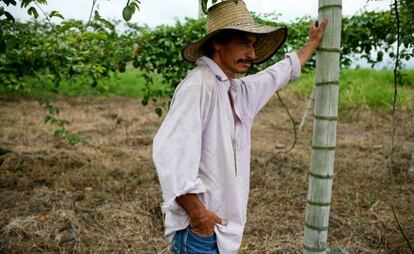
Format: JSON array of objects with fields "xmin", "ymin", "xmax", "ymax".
[{"xmin": 0, "ymin": 93, "xmax": 413, "ymax": 253}]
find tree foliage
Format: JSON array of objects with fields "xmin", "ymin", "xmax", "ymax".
[
  {"xmin": 0, "ymin": 19, "xmax": 136, "ymax": 92},
  {"xmin": 1, "ymin": 1, "xmax": 413, "ymax": 103},
  {"xmin": 132, "ymin": 18, "xmax": 205, "ymax": 103},
  {"xmin": 132, "ymin": 10, "xmax": 413, "ymax": 104},
  {"xmin": 0, "ymin": 0, "xmax": 138, "ymax": 92}
]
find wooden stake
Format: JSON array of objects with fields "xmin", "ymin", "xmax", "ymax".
[{"xmin": 303, "ymin": 0, "xmax": 342, "ymax": 253}]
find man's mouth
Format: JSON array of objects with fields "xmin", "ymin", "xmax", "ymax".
[{"xmin": 237, "ymin": 59, "xmax": 252, "ymax": 67}]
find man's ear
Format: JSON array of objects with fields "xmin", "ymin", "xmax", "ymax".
[{"xmin": 213, "ymin": 40, "xmax": 222, "ymax": 51}]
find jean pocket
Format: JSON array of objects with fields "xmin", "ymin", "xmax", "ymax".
[{"xmin": 187, "ymin": 229, "xmax": 218, "ymax": 253}]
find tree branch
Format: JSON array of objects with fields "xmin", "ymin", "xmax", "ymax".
[
  {"xmin": 33, "ymin": 1, "xmax": 54, "ymax": 29},
  {"xmin": 85, "ymin": 0, "xmax": 98, "ymax": 30}
]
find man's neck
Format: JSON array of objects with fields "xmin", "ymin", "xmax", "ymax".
[{"xmin": 212, "ymin": 55, "xmax": 233, "ymax": 79}]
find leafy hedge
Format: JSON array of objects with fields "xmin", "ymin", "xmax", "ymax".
[
  {"xmin": 0, "ymin": 19, "xmax": 136, "ymax": 92},
  {"xmin": 132, "ymin": 10, "xmax": 413, "ymax": 103},
  {"xmin": 1, "ymin": 6, "xmax": 412, "ymax": 104},
  {"xmin": 132, "ymin": 18, "xmax": 205, "ymax": 105}
]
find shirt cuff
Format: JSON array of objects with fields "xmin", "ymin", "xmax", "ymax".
[
  {"xmin": 285, "ymin": 52, "xmax": 301, "ymax": 81},
  {"xmin": 160, "ymin": 178, "xmax": 206, "ymax": 213}
]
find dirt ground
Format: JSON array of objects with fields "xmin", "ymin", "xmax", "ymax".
[{"xmin": 0, "ymin": 92, "xmax": 413, "ymax": 254}]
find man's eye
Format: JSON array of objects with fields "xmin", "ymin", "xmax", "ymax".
[{"xmin": 240, "ymin": 40, "xmax": 249, "ymax": 45}]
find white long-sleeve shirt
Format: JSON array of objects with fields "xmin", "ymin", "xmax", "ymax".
[{"xmin": 152, "ymin": 54, "xmax": 301, "ymax": 253}]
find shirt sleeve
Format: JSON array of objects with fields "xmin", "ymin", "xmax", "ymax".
[
  {"xmin": 152, "ymin": 82, "xmax": 208, "ymax": 214},
  {"xmin": 239, "ymin": 52, "xmax": 301, "ymax": 118}
]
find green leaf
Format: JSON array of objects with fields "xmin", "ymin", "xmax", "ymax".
[
  {"xmin": 4, "ymin": 11, "xmax": 15, "ymax": 22},
  {"xmin": 44, "ymin": 115, "xmax": 53, "ymax": 124},
  {"xmin": 376, "ymin": 51, "xmax": 383, "ymax": 61},
  {"xmin": 142, "ymin": 97, "xmax": 148, "ymax": 106},
  {"xmin": 386, "ymin": 33, "xmax": 396, "ymax": 44},
  {"xmin": 123, "ymin": 6, "xmax": 133, "ymax": 21},
  {"xmin": 49, "ymin": 10, "xmax": 64, "ymax": 19},
  {"xmin": 94, "ymin": 12, "xmax": 115, "ymax": 30},
  {"xmin": 91, "ymin": 80, "xmax": 98, "ymax": 88},
  {"xmin": 27, "ymin": 6, "xmax": 39, "ymax": 19},
  {"xmin": 201, "ymin": 0, "xmax": 208, "ymax": 14},
  {"xmin": 155, "ymin": 107, "xmax": 163, "ymax": 117},
  {"xmin": 94, "ymin": 10, "xmax": 101, "ymax": 19},
  {"xmin": 20, "ymin": 0, "xmax": 31, "ymax": 8},
  {"xmin": 130, "ymin": 1, "xmax": 140, "ymax": 11},
  {"xmin": 0, "ymin": 40, "xmax": 6, "ymax": 53},
  {"xmin": 4, "ymin": 0, "xmax": 17, "ymax": 6},
  {"xmin": 53, "ymin": 129, "xmax": 66, "ymax": 138}
]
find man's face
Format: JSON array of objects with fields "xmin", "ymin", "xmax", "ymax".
[{"xmin": 213, "ymin": 33, "xmax": 257, "ymax": 78}]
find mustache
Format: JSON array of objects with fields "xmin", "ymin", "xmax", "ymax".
[{"xmin": 237, "ymin": 59, "xmax": 253, "ymax": 65}]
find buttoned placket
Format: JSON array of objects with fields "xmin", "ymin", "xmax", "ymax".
[{"xmin": 228, "ymin": 80, "xmax": 242, "ymax": 180}]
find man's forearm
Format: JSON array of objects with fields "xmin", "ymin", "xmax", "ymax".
[
  {"xmin": 297, "ymin": 41, "xmax": 319, "ymax": 68},
  {"xmin": 176, "ymin": 193, "xmax": 207, "ymax": 221}
]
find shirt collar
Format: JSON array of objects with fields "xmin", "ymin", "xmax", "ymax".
[
  {"xmin": 196, "ymin": 56, "xmax": 229, "ymax": 82},
  {"xmin": 196, "ymin": 57, "xmax": 242, "ymax": 123}
]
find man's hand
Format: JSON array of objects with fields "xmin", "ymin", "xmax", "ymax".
[
  {"xmin": 297, "ymin": 18, "xmax": 328, "ymax": 68},
  {"xmin": 189, "ymin": 208, "xmax": 224, "ymax": 236},
  {"xmin": 176, "ymin": 194, "xmax": 227, "ymax": 237},
  {"xmin": 309, "ymin": 18, "xmax": 328, "ymax": 47}
]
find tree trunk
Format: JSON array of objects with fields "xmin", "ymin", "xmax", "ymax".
[{"xmin": 303, "ymin": 0, "xmax": 342, "ymax": 253}]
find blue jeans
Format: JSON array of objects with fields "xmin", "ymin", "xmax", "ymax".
[{"xmin": 171, "ymin": 227, "xmax": 219, "ymax": 254}]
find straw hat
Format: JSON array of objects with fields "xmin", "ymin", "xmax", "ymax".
[{"xmin": 182, "ymin": 0, "xmax": 287, "ymax": 64}]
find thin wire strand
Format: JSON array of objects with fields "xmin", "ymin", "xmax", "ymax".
[
  {"xmin": 390, "ymin": 0, "xmax": 400, "ymax": 182},
  {"xmin": 265, "ymin": 92, "xmax": 297, "ymax": 167},
  {"xmin": 275, "ymin": 91, "xmax": 297, "ymax": 155},
  {"xmin": 391, "ymin": 203, "xmax": 414, "ymax": 253}
]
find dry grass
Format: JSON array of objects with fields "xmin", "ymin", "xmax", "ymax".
[{"xmin": 0, "ymin": 93, "xmax": 413, "ymax": 253}]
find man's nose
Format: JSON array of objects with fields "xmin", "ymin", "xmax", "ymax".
[{"xmin": 247, "ymin": 45, "xmax": 256, "ymax": 60}]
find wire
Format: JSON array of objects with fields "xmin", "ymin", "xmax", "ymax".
[
  {"xmin": 275, "ymin": 91, "xmax": 297, "ymax": 155},
  {"xmin": 265, "ymin": 91, "xmax": 297, "ymax": 166},
  {"xmin": 390, "ymin": 0, "xmax": 400, "ymax": 181}
]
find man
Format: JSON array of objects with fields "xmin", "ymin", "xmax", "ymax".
[{"xmin": 153, "ymin": 1, "xmax": 327, "ymax": 253}]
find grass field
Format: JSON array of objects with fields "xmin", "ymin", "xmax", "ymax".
[
  {"xmin": 4, "ymin": 68, "xmax": 414, "ymax": 111},
  {"xmin": 0, "ymin": 91, "xmax": 413, "ymax": 253},
  {"xmin": 0, "ymin": 67, "xmax": 413, "ymax": 253},
  {"xmin": 289, "ymin": 68, "xmax": 414, "ymax": 111}
]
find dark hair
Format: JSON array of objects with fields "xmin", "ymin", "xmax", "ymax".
[{"xmin": 201, "ymin": 30, "xmax": 249, "ymax": 58}]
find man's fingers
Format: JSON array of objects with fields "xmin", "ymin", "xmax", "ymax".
[
  {"xmin": 312, "ymin": 18, "xmax": 328, "ymax": 30},
  {"xmin": 207, "ymin": 210, "xmax": 227, "ymax": 226},
  {"xmin": 214, "ymin": 214, "xmax": 228, "ymax": 226},
  {"xmin": 319, "ymin": 17, "xmax": 328, "ymax": 29}
]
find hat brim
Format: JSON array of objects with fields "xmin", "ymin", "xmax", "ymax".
[{"xmin": 182, "ymin": 25, "xmax": 287, "ymax": 64}]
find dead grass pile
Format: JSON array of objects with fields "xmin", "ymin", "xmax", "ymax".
[{"xmin": 0, "ymin": 95, "xmax": 413, "ymax": 253}]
